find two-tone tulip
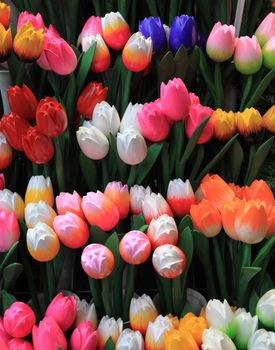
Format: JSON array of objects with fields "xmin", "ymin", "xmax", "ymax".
[
  {"xmin": 17, "ymin": 11, "xmax": 44, "ymax": 31},
  {"xmin": 262, "ymin": 37, "xmax": 275, "ymax": 69},
  {"xmin": 202, "ymin": 328, "xmax": 237, "ymax": 350},
  {"xmin": 104, "ymin": 181, "xmax": 130, "ymax": 219},
  {"xmin": 165, "ymin": 329, "xmax": 199, "ymax": 350},
  {"xmin": 234, "ymin": 308, "xmax": 258, "ymax": 350},
  {"xmin": 97, "ymin": 316, "xmax": 123, "ymax": 350},
  {"xmin": 235, "ymin": 107, "xmax": 262, "ymax": 136},
  {"xmin": 147, "ymin": 214, "xmax": 178, "ymax": 250},
  {"xmin": 145, "ymin": 315, "xmax": 173, "ymax": 350},
  {"xmin": 75, "ymin": 299, "xmax": 97, "ymax": 328},
  {"xmin": 25, "ymin": 200, "xmax": 56, "ymax": 228},
  {"xmin": 244, "ymin": 179, "xmax": 274, "ymax": 208},
  {"xmin": 117, "ymin": 128, "xmax": 147, "ymax": 165},
  {"xmin": 7, "ymin": 84, "xmax": 38, "ymax": 120},
  {"xmin": 25, "ymin": 176, "xmax": 54, "ymax": 207},
  {"xmin": 247, "ymin": 329, "xmax": 275, "ymax": 350},
  {"xmin": 256, "ymin": 289, "xmax": 275, "ymax": 329},
  {"xmin": 0, "ymin": 2, "xmax": 10, "ymax": 29},
  {"xmin": 142, "ymin": 192, "xmax": 173, "ymax": 224},
  {"xmin": 116, "ymin": 329, "xmax": 144, "ymax": 350},
  {"xmin": 169, "ymin": 15, "xmax": 197, "ymax": 52},
  {"xmin": 79, "ymin": 16, "xmax": 103, "ymax": 45},
  {"xmin": 234, "ymin": 36, "xmax": 262, "ymax": 74},
  {"xmin": 119, "ymin": 230, "xmax": 151, "ymax": 264},
  {"xmin": 0, "ymin": 189, "xmax": 25, "ymax": 220},
  {"xmin": 0, "ymin": 24, "xmax": 12, "ymax": 62},
  {"xmin": 0, "ymin": 132, "xmax": 12, "ymax": 171},
  {"xmin": 139, "ymin": 17, "xmax": 167, "ymax": 53},
  {"xmin": 77, "ymin": 125, "xmax": 109, "ymax": 160},
  {"xmin": 90, "ymin": 101, "xmax": 120, "ymax": 136},
  {"xmin": 55, "ymin": 190, "xmax": 84, "ymax": 218},
  {"xmin": 0, "ymin": 209, "xmax": 20, "ymax": 252},
  {"xmin": 167, "ymin": 179, "xmax": 195, "ymax": 217},
  {"xmin": 211, "ymin": 109, "xmax": 236, "ymax": 141},
  {"xmin": 102, "ymin": 12, "xmax": 131, "ymax": 50},
  {"xmin": 83, "ymin": 33, "xmax": 111, "ymax": 73},
  {"xmin": 255, "ymin": 12, "xmax": 275, "ymax": 47},
  {"xmin": 130, "ymin": 185, "xmax": 152, "ymax": 215}
]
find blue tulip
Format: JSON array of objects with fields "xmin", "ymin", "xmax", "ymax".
[
  {"xmin": 139, "ymin": 17, "xmax": 167, "ymax": 54},
  {"xmin": 169, "ymin": 15, "xmax": 198, "ymax": 52}
]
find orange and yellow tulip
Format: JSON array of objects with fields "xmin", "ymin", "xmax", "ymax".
[
  {"xmin": 211, "ymin": 109, "xmax": 236, "ymax": 141},
  {"xmin": 262, "ymin": 105, "xmax": 275, "ymax": 133},
  {"xmin": 164, "ymin": 328, "xmax": 199, "ymax": 350},
  {"xmin": 25, "ymin": 176, "xmax": 54, "ymax": 207},
  {"xmin": 235, "ymin": 107, "xmax": 262, "ymax": 136},
  {"xmin": 0, "ymin": 23, "xmax": 12, "ymax": 62},
  {"xmin": 178, "ymin": 312, "xmax": 208, "ymax": 346},
  {"xmin": 0, "ymin": 2, "xmax": 10, "ymax": 29}
]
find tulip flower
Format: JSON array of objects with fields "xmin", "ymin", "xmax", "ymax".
[
  {"xmin": 102, "ymin": 11, "xmax": 131, "ymax": 50},
  {"xmin": 263, "ymin": 105, "xmax": 275, "ymax": 133},
  {"xmin": 130, "ymin": 294, "xmax": 158, "ymax": 335},
  {"xmin": 17, "ymin": 11, "xmax": 44, "ymax": 31},
  {"xmin": 90, "ymin": 101, "xmax": 120, "ymax": 136},
  {"xmin": 45, "ymin": 292, "xmax": 76, "ymax": 331},
  {"xmin": 205, "ymin": 299, "xmax": 236, "ymax": 338},
  {"xmin": 145, "ymin": 315, "xmax": 173, "ymax": 350},
  {"xmin": 25, "ymin": 200, "xmax": 56, "ymax": 228},
  {"xmin": 13, "ymin": 22, "xmax": 44, "ymax": 61},
  {"xmin": 0, "ymin": 209, "xmax": 20, "ymax": 252},
  {"xmin": 81, "ymin": 243, "xmax": 115, "ymax": 279},
  {"xmin": 211, "ymin": 109, "xmax": 236, "ymax": 141},
  {"xmin": 235, "ymin": 107, "xmax": 263, "ymax": 136},
  {"xmin": 27, "ymin": 223, "xmax": 60, "ymax": 262},
  {"xmin": 160, "ymin": 78, "xmax": 190, "ymax": 121},
  {"xmin": 0, "ymin": 2, "xmax": 10, "ymax": 29},
  {"xmin": 0, "ymin": 338, "xmax": 9, "ymax": 350},
  {"xmin": 116, "ymin": 329, "xmax": 144, "ymax": 350},
  {"xmin": 185, "ymin": 104, "xmax": 213, "ymax": 144},
  {"xmin": 69, "ymin": 321, "xmax": 97, "ymax": 350},
  {"xmin": 22, "ymin": 126, "xmax": 55, "ymax": 164},
  {"xmin": 167, "ymin": 179, "xmax": 195, "ymax": 217},
  {"xmin": 152, "ymin": 244, "xmax": 186, "ymax": 278},
  {"xmin": 234, "ymin": 308, "xmax": 258, "ymax": 350},
  {"xmin": 36, "ymin": 97, "xmax": 67, "ymax": 137},
  {"xmin": 137, "ymin": 101, "xmax": 171, "ymax": 142},
  {"xmin": 202, "ymin": 328, "xmax": 237, "ymax": 350},
  {"xmin": 8, "ymin": 339, "xmax": 34, "ymax": 350},
  {"xmin": 256, "ymin": 289, "xmax": 275, "ymax": 329},
  {"xmin": 0, "ymin": 132, "xmax": 12, "ymax": 171},
  {"xmin": 179, "ymin": 312, "xmax": 208, "ymax": 346},
  {"xmin": 119, "ymin": 230, "xmax": 151, "ymax": 264},
  {"xmin": 206, "ymin": 22, "xmax": 236, "ymax": 62},
  {"xmin": 37, "ymin": 25, "xmax": 77, "ymax": 75},
  {"xmin": 104, "ymin": 181, "xmax": 130, "ymax": 219},
  {"xmin": 169, "ymin": 15, "xmax": 197, "ymax": 52},
  {"xmin": 53, "ymin": 212, "xmax": 89, "ymax": 248},
  {"xmin": 142, "ymin": 192, "xmax": 173, "ymax": 224},
  {"xmin": 247, "ymin": 329, "xmax": 275, "ymax": 350},
  {"xmin": 120, "ymin": 102, "xmax": 143, "ymax": 133},
  {"xmin": 77, "ymin": 125, "xmax": 109, "ymax": 160},
  {"xmin": 0, "ymin": 174, "xmax": 5, "ymax": 190},
  {"xmin": 3, "ymin": 302, "xmax": 35, "ymax": 338},
  {"xmin": 82, "ymin": 191, "xmax": 119, "ymax": 230},
  {"xmin": 7, "ymin": 84, "xmax": 38, "ymax": 120},
  {"xmin": 0, "ymin": 316, "xmax": 11, "ymax": 344},
  {"xmin": 266, "ymin": 205, "xmax": 275, "ymax": 237},
  {"xmin": 221, "ymin": 199, "xmax": 243, "ymax": 240},
  {"xmin": 122, "ymin": 32, "xmax": 152, "ymax": 72},
  {"xmin": 79, "ymin": 16, "xmax": 103, "ymax": 45},
  {"xmin": 0, "ymin": 189, "xmax": 25, "ymax": 220},
  {"xmin": 139, "ymin": 17, "xmax": 167, "ymax": 53},
  {"xmin": 255, "ymin": 12, "xmax": 275, "ymax": 47},
  {"xmin": 117, "ymin": 129, "xmax": 147, "ymax": 165},
  {"xmin": 147, "ymin": 214, "xmax": 178, "ymax": 250},
  {"xmin": 263, "ymin": 37, "xmax": 275, "ymax": 69},
  {"xmin": 97, "ymin": 316, "xmax": 123, "ymax": 350},
  {"xmin": 77, "ymin": 82, "xmax": 108, "ymax": 119},
  {"xmin": 32, "ymin": 317, "xmax": 67, "ymax": 350},
  {"xmin": 228, "ymin": 183, "xmax": 244, "ymax": 200},
  {"xmin": 0, "ymin": 112, "xmax": 30, "ymax": 151},
  {"xmin": 234, "ymin": 36, "xmax": 262, "ymax": 74},
  {"xmin": 56, "ymin": 191, "xmax": 84, "ymax": 218},
  {"xmin": 244, "ymin": 179, "xmax": 274, "ymax": 208},
  {"xmin": 0, "ymin": 24, "xmax": 12, "ymax": 62},
  {"xmin": 164, "ymin": 328, "xmax": 199, "ymax": 350},
  {"xmin": 25, "ymin": 176, "xmax": 54, "ymax": 207},
  {"xmin": 130, "ymin": 185, "xmax": 152, "ymax": 215},
  {"xmin": 200, "ymin": 174, "xmax": 236, "ymax": 212},
  {"xmin": 75, "ymin": 299, "xmax": 97, "ymax": 328}
]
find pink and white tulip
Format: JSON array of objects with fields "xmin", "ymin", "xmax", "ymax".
[
  {"xmin": 104, "ymin": 181, "xmax": 130, "ymax": 220},
  {"xmin": 119, "ymin": 230, "xmax": 151, "ymax": 264},
  {"xmin": 142, "ymin": 192, "xmax": 173, "ymax": 224},
  {"xmin": 234, "ymin": 36, "xmax": 262, "ymax": 75},
  {"xmin": 147, "ymin": 214, "xmax": 178, "ymax": 250}
]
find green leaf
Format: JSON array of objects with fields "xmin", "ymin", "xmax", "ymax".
[
  {"xmin": 178, "ymin": 215, "xmax": 193, "ymax": 233},
  {"xmin": 90, "ymin": 225, "xmax": 109, "ymax": 245},
  {"xmin": 63, "ymin": 73, "xmax": 77, "ymax": 123},
  {"xmin": 198, "ymin": 47, "xmax": 215, "ymax": 97},
  {"xmin": 260, "ymin": 273, "xmax": 274, "ymax": 296},
  {"xmin": 190, "ymin": 145, "xmax": 205, "ymax": 182},
  {"xmin": 109, "ymin": 55, "xmax": 122, "ymax": 105},
  {"xmin": 252, "ymin": 235, "xmax": 275, "ymax": 268},
  {"xmin": 174, "ymin": 46, "xmax": 188, "ymax": 81},
  {"xmin": 158, "ymin": 51, "xmax": 175, "ymax": 84},
  {"xmin": 105, "ymin": 233, "xmax": 121, "ymax": 270},
  {"xmin": 139, "ymin": 224, "xmax": 148, "ymax": 233},
  {"xmin": 238, "ymin": 267, "xmax": 261, "ymax": 307},
  {"xmin": 228, "ymin": 139, "xmax": 244, "ymax": 183},
  {"xmin": 76, "ymin": 43, "xmax": 96, "ymax": 95},
  {"xmin": 136, "ymin": 142, "xmax": 163, "ymax": 185},
  {"xmin": 109, "ymin": 134, "xmax": 127, "ymax": 183},
  {"xmin": 3, "ymin": 263, "xmax": 23, "ymax": 291},
  {"xmin": 79, "ymin": 151, "xmax": 98, "ymax": 191},
  {"xmin": 249, "ymin": 290, "xmax": 259, "ymax": 316},
  {"xmin": 161, "ymin": 141, "xmax": 170, "ymax": 192},
  {"xmin": 131, "ymin": 214, "xmax": 146, "ymax": 230},
  {"xmin": 185, "ymin": 46, "xmax": 200, "ymax": 87},
  {"xmin": 180, "ymin": 300, "xmax": 193, "ymax": 317},
  {"xmin": 0, "ymin": 241, "xmax": 19, "ymax": 273},
  {"xmin": 172, "ymin": 276, "xmax": 183, "ymax": 317},
  {"xmin": 1, "ymin": 290, "xmax": 17, "ymax": 311},
  {"xmin": 104, "ymin": 336, "xmax": 116, "ymax": 350}
]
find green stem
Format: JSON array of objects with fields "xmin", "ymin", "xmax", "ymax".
[
  {"xmin": 252, "ymin": 235, "xmax": 275, "ymax": 267},
  {"xmin": 53, "ymin": 136, "xmax": 66, "ymax": 192},
  {"xmin": 112, "ymin": 271, "xmax": 123, "ymax": 319},
  {"xmin": 43, "ymin": 163, "xmax": 51, "ymax": 178},
  {"xmin": 102, "ymin": 278, "xmax": 113, "ymax": 316},
  {"xmin": 213, "ymin": 237, "xmax": 229, "ymax": 300},
  {"xmin": 214, "ymin": 63, "xmax": 224, "ymax": 108},
  {"xmin": 121, "ymin": 70, "xmax": 132, "ymax": 115},
  {"xmin": 242, "ymin": 243, "xmax": 251, "ymax": 267},
  {"xmin": 127, "ymin": 165, "xmax": 136, "ymax": 187},
  {"xmin": 88, "ymin": 277, "xmax": 104, "ymax": 317},
  {"xmin": 91, "ymin": 0, "xmax": 102, "ymax": 16},
  {"xmin": 123, "ymin": 265, "xmax": 136, "ymax": 321},
  {"xmin": 240, "ymin": 75, "xmax": 253, "ymax": 111},
  {"xmin": 15, "ymin": 62, "xmax": 25, "ymax": 86},
  {"xmin": 160, "ymin": 277, "xmax": 173, "ymax": 314},
  {"xmin": 46, "ymin": 261, "xmax": 56, "ymax": 301},
  {"xmin": 101, "ymin": 158, "xmax": 109, "ymax": 190},
  {"xmin": 244, "ymin": 144, "xmax": 256, "ymax": 185},
  {"xmin": 38, "ymin": 70, "xmax": 47, "ymax": 100}
]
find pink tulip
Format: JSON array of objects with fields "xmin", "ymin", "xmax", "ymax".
[
  {"xmin": 53, "ymin": 212, "xmax": 89, "ymax": 249},
  {"xmin": 189, "ymin": 92, "xmax": 200, "ymax": 105},
  {"xmin": 82, "ymin": 191, "xmax": 120, "ymax": 231},
  {"xmin": 79, "ymin": 16, "xmax": 103, "ymax": 44},
  {"xmin": 160, "ymin": 78, "xmax": 190, "ymax": 121},
  {"xmin": 234, "ymin": 35, "xmax": 262, "ymax": 74},
  {"xmin": 3, "ymin": 302, "xmax": 35, "ymax": 338},
  {"xmin": 263, "ymin": 37, "xmax": 275, "ymax": 69},
  {"xmin": 0, "ymin": 174, "xmax": 5, "ymax": 190},
  {"xmin": 255, "ymin": 12, "xmax": 275, "ymax": 47},
  {"xmin": 69, "ymin": 321, "xmax": 97, "ymax": 350},
  {"xmin": 32, "ymin": 317, "xmax": 67, "ymax": 350},
  {"xmin": 206, "ymin": 22, "xmax": 236, "ymax": 62},
  {"xmin": 104, "ymin": 181, "xmax": 130, "ymax": 220},
  {"xmin": 9, "ymin": 338, "xmax": 34, "ymax": 350},
  {"xmin": 119, "ymin": 230, "xmax": 151, "ymax": 264},
  {"xmin": 0, "ymin": 209, "xmax": 20, "ymax": 252},
  {"xmin": 137, "ymin": 101, "xmax": 171, "ymax": 142},
  {"xmin": 185, "ymin": 104, "xmax": 213, "ymax": 144},
  {"xmin": 56, "ymin": 191, "xmax": 84, "ymax": 219},
  {"xmin": 17, "ymin": 11, "xmax": 44, "ymax": 31},
  {"xmin": 0, "ymin": 317, "xmax": 11, "ymax": 343},
  {"xmin": 37, "ymin": 25, "xmax": 77, "ymax": 75},
  {"xmin": 0, "ymin": 337, "xmax": 9, "ymax": 350}
]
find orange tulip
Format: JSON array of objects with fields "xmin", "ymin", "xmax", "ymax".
[
  {"xmin": 266, "ymin": 205, "xmax": 275, "ymax": 237},
  {"xmin": 178, "ymin": 312, "xmax": 208, "ymax": 346},
  {"xmin": 244, "ymin": 179, "xmax": 274, "ymax": 208},
  {"xmin": 262, "ymin": 105, "xmax": 275, "ymax": 133},
  {"xmin": 167, "ymin": 314, "xmax": 179, "ymax": 329},
  {"xmin": 228, "ymin": 183, "xmax": 245, "ymax": 199},
  {"xmin": 164, "ymin": 328, "xmax": 199, "ymax": 350},
  {"xmin": 235, "ymin": 107, "xmax": 262, "ymax": 136},
  {"xmin": 190, "ymin": 199, "xmax": 222, "ymax": 237},
  {"xmin": 0, "ymin": 23, "xmax": 12, "ymax": 62},
  {"xmin": 211, "ymin": 109, "xmax": 236, "ymax": 141},
  {"xmin": 104, "ymin": 181, "xmax": 130, "ymax": 220},
  {"xmin": 221, "ymin": 199, "xmax": 243, "ymax": 240},
  {"xmin": 0, "ymin": 2, "xmax": 10, "ymax": 29}
]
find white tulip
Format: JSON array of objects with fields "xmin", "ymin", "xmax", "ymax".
[
  {"xmin": 116, "ymin": 329, "xmax": 144, "ymax": 350},
  {"xmin": 248, "ymin": 329, "xmax": 275, "ymax": 350},
  {"xmin": 147, "ymin": 214, "xmax": 178, "ymax": 249},
  {"xmin": 256, "ymin": 289, "xmax": 275, "ymax": 329},
  {"xmin": 130, "ymin": 185, "xmax": 151, "ymax": 215},
  {"xmin": 0, "ymin": 188, "xmax": 25, "ymax": 220},
  {"xmin": 77, "ymin": 125, "xmax": 109, "ymax": 160},
  {"xmin": 124, "ymin": 32, "xmax": 152, "ymax": 60},
  {"xmin": 142, "ymin": 192, "xmax": 172, "ymax": 224},
  {"xmin": 120, "ymin": 102, "xmax": 143, "ymax": 133},
  {"xmin": 102, "ymin": 12, "xmax": 127, "ymax": 33},
  {"xmin": 145, "ymin": 315, "xmax": 173, "ymax": 350},
  {"xmin": 81, "ymin": 33, "xmax": 107, "ymax": 53},
  {"xmin": 167, "ymin": 178, "xmax": 194, "ymax": 200},
  {"xmin": 234, "ymin": 308, "xmax": 258, "ymax": 349},
  {"xmin": 97, "ymin": 316, "xmax": 123, "ymax": 349},
  {"xmin": 75, "ymin": 299, "xmax": 97, "ymax": 329},
  {"xmin": 91, "ymin": 101, "xmax": 120, "ymax": 137},
  {"xmin": 202, "ymin": 327, "xmax": 237, "ymax": 350},
  {"xmin": 25, "ymin": 200, "xmax": 56, "ymax": 228},
  {"xmin": 117, "ymin": 129, "xmax": 147, "ymax": 165},
  {"xmin": 25, "ymin": 175, "xmax": 54, "ymax": 207}
]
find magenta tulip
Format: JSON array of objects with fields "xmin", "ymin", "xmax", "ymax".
[
  {"xmin": 0, "ymin": 209, "xmax": 20, "ymax": 252},
  {"xmin": 17, "ymin": 11, "xmax": 44, "ymax": 31},
  {"xmin": 185, "ymin": 104, "xmax": 213, "ymax": 144},
  {"xmin": 9, "ymin": 338, "xmax": 34, "ymax": 350},
  {"xmin": 0, "ymin": 317, "xmax": 11, "ymax": 344},
  {"xmin": 69, "ymin": 321, "xmax": 97, "ymax": 350}
]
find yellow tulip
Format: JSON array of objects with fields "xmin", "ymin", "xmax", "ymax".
[
  {"xmin": 211, "ymin": 108, "xmax": 236, "ymax": 141},
  {"xmin": 0, "ymin": 23, "xmax": 12, "ymax": 61},
  {"xmin": 235, "ymin": 107, "xmax": 262, "ymax": 136},
  {"xmin": 262, "ymin": 105, "xmax": 275, "ymax": 133},
  {"xmin": 167, "ymin": 314, "xmax": 179, "ymax": 329},
  {"xmin": 179, "ymin": 312, "xmax": 208, "ymax": 346},
  {"xmin": 164, "ymin": 329, "xmax": 199, "ymax": 350},
  {"xmin": 0, "ymin": 1, "xmax": 10, "ymax": 29},
  {"xmin": 25, "ymin": 176, "xmax": 54, "ymax": 207}
]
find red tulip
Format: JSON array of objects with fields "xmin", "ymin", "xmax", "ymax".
[
  {"xmin": 0, "ymin": 174, "xmax": 4, "ymax": 190},
  {"xmin": 8, "ymin": 338, "xmax": 34, "ymax": 350},
  {"xmin": 0, "ymin": 112, "xmax": 31, "ymax": 151},
  {"xmin": 7, "ymin": 84, "xmax": 38, "ymax": 120},
  {"xmin": 36, "ymin": 97, "xmax": 67, "ymax": 137},
  {"xmin": 22, "ymin": 127, "xmax": 54, "ymax": 164}
]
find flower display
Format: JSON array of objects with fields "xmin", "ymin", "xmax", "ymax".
[
  {"xmin": 167, "ymin": 179, "xmax": 195, "ymax": 217},
  {"xmin": 0, "ymin": 189, "xmax": 25, "ymax": 220},
  {"xmin": 256, "ymin": 289, "xmax": 275, "ymax": 329},
  {"xmin": 0, "ymin": 1, "xmax": 10, "ymax": 29},
  {"xmin": 90, "ymin": 101, "xmax": 120, "ymax": 137},
  {"xmin": 75, "ymin": 299, "xmax": 97, "ymax": 328},
  {"xmin": 77, "ymin": 125, "xmax": 109, "ymax": 160},
  {"xmin": 69, "ymin": 321, "xmax": 97, "ymax": 350},
  {"xmin": 117, "ymin": 128, "xmax": 147, "ymax": 165},
  {"xmin": 24, "ymin": 200, "xmax": 56, "ymax": 228},
  {"xmin": 104, "ymin": 181, "xmax": 130, "ymax": 220}
]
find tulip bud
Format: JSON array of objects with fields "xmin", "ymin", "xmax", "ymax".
[
  {"xmin": 236, "ymin": 107, "xmax": 263, "ymax": 136},
  {"xmin": 0, "ymin": 2, "xmax": 10, "ymax": 29},
  {"xmin": 104, "ymin": 181, "xmax": 130, "ymax": 219},
  {"xmin": 79, "ymin": 16, "xmax": 103, "ymax": 44},
  {"xmin": 27, "ymin": 223, "xmax": 60, "ymax": 262},
  {"xmin": 247, "ymin": 329, "xmax": 275, "ymax": 350},
  {"xmin": 262, "ymin": 37, "xmax": 275, "ymax": 69},
  {"xmin": 221, "ymin": 199, "xmax": 243, "ymax": 240},
  {"xmin": 25, "ymin": 200, "xmax": 56, "ymax": 228},
  {"xmin": 0, "ymin": 316, "xmax": 11, "ymax": 344},
  {"xmin": 255, "ymin": 12, "xmax": 275, "ymax": 47},
  {"xmin": 0, "ymin": 189, "xmax": 25, "ymax": 220},
  {"xmin": 142, "ymin": 192, "xmax": 173, "ymax": 224},
  {"xmin": 56, "ymin": 191, "xmax": 84, "ymax": 218},
  {"xmin": 82, "ymin": 191, "xmax": 119, "ymax": 230},
  {"xmin": 234, "ymin": 36, "xmax": 262, "ymax": 74},
  {"xmin": 0, "ymin": 24, "xmax": 12, "ymax": 62},
  {"xmin": 90, "ymin": 101, "xmax": 120, "ymax": 136},
  {"xmin": 0, "ymin": 132, "xmax": 12, "ymax": 171},
  {"xmin": 69, "ymin": 321, "xmax": 97, "ymax": 350},
  {"xmin": 0, "ymin": 173, "xmax": 4, "ymax": 190},
  {"xmin": 169, "ymin": 15, "xmax": 197, "ymax": 52},
  {"xmin": 185, "ymin": 104, "xmax": 213, "ymax": 144},
  {"xmin": 206, "ymin": 22, "xmax": 236, "ymax": 62},
  {"xmin": 116, "ymin": 329, "xmax": 144, "ymax": 350},
  {"xmin": 77, "ymin": 125, "xmax": 109, "ymax": 160},
  {"xmin": 7, "ymin": 84, "xmax": 38, "ymax": 120},
  {"xmin": 3, "ymin": 302, "xmax": 36, "ymax": 338},
  {"xmin": 0, "ymin": 209, "xmax": 20, "ymax": 252},
  {"xmin": 234, "ymin": 308, "xmax": 258, "ymax": 349},
  {"xmin": 202, "ymin": 327, "xmax": 237, "ymax": 350},
  {"xmin": 211, "ymin": 109, "xmax": 236, "ymax": 141},
  {"xmin": 263, "ymin": 105, "xmax": 275, "ymax": 134},
  {"xmin": 81, "ymin": 243, "xmax": 115, "ymax": 279},
  {"xmin": 17, "ymin": 11, "xmax": 44, "ymax": 31},
  {"xmin": 139, "ymin": 17, "xmax": 167, "ymax": 53},
  {"xmin": 102, "ymin": 12, "xmax": 131, "ymax": 50},
  {"xmin": 8, "ymin": 338, "xmax": 34, "ymax": 350},
  {"xmin": 97, "ymin": 316, "xmax": 123, "ymax": 350},
  {"xmin": 25, "ymin": 176, "xmax": 54, "ymax": 207},
  {"xmin": 120, "ymin": 102, "xmax": 143, "ymax": 133},
  {"xmin": 119, "ymin": 230, "xmax": 151, "ymax": 264},
  {"xmin": 122, "ymin": 32, "xmax": 152, "ymax": 72},
  {"xmin": 145, "ymin": 315, "xmax": 173, "ymax": 350},
  {"xmin": 256, "ymin": 289, "xmax": 275, "ymax": 329},
  {"xmin": 244, "ymin": 179, "xmax": 274, "ymax": 208},
  {"xmin": 147, "ymin": 214, "xmax": 178, "ymax": 250},
  {"xmin": 117, "ymin": 129, "xmax": 147, "ymax": 165},
  {"xmin": 130, "ymin": 185, "xmax": 151, "ymax": 215},
  {"xmin": 75, "ymin": 299, "xmax": 97, "ymax": 328},
  {"xmin": 167, "ymin": 179, "xmax": 195, "ymax": 216}
]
